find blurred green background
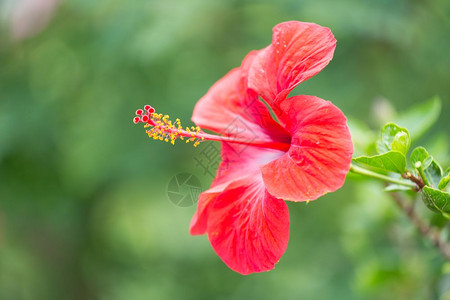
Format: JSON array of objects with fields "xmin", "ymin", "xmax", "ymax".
[{"xmin": 0, "ymin": 0, "xmax": 449, "ymax": 299}]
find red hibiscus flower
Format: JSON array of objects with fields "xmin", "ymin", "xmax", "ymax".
[
  {"xmin": 189, "ymin": 21, "xmax": 353, "ymax": 274},
  {"xmin": 133, "ymin": 21, "xmax": 353, "ymax": 275}
]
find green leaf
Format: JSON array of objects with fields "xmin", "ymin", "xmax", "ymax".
[
  {"xmin": 439, "ymin": 168, "xmax": 450, "ymax": 190},
  {"xmin": 391, "ymin": 131, "xmax": 410, "ymax": 156},
  {"xmin": 410, "ymin": 147, "xmax": 443, "ymax": 188},
  {"xmin": 424, "ymin": 160, "xmax": 443, "ymax": 188},
  {"xmin": 410, "ymin": 146, "xmax": 433, "ymax": 169},
  {"xmin": 394, "ymin": 96, "xmax": 441, "ymax": 142},
  {"xmin": 376, "ymin": 123, "xmax": 410, "ymax": 155},
  {"xmin": 353, "ymin": 151, "xmax": 406, "ymax": 173},
  {"xmin": 422, "ymin": 186, "xmax": 450, "ymax": 218}
]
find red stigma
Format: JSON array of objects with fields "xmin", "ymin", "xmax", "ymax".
[
  {"xmin": 144, "ymin": 105, "xmax": 151, "ymax": 111},
  {"xmin": 142, "ymin": 115, "xmax": 149, "ymax": 122},
  {"xmin": 136, "ymin": 109, "xmax": 143, "ymax": 115},
  {"xmin": 133, "ymin": 117, "xmax": 140, "ymax": 124}
]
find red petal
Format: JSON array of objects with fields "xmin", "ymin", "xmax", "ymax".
[
  {"xmin": 260, "ymin": 95, "xmax": 353, "ymax": 202},
  {"xmin": 190, "ymin": 144, "xmax": 285, "ymax": 235},
  {"xmin": 248, "ymin": 21, "xmax": 336, "ymax": 107},
  {"xmin": 192, "ymin": 52, "xmax": 289, "ymax": 144},
  {"xmin": 190, "ymin": 190, "xmax": 217, "ymax": 235},
  {"xmin": 214, "ymin": 144, "xmax": 285, "ymax": 186},
  {"xmin": 190, "ymin": 179, "xmax": 235, "ymax": 236},
  {"xmin": 198, "ymin": 173, "xmax": 289, "ymax": 275}
]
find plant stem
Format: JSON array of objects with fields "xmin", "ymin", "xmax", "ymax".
[
  {"xmin": 402, "ymin": 172, "xmax": 425, "ymax": 190},
  {"xmin": 349, "ymin": 164, "xmax": 417, "ymax": 188},
  {"xmin": 390, "ymin": 192, "xmax": 450, "ymax": 259},
  {"xmin": 417, "ymin": 164, "xmax": 431, "ymax": 187}
]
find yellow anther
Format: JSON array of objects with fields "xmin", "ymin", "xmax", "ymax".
[{"xmin": 138, "ymin": 107, "xmax": 205, "ymax": 148}]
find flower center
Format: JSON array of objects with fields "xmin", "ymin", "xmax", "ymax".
[{"xmin": 133, "ymin": 105, "xmax": 291, "ymax": 151}]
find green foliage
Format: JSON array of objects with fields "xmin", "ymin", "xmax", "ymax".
[
  {"xmin": 353, "ymin": 123, "xmax": 410, "ymax": 174},
  {"xmin": 353, "ymin": 152, "xmax": 406, "ymax": 174},
  {"xmin": 350, "ymin": 95, "xmax": 449, "ymax": 270},
  {"xmin": 422, "ymin": 187, "xmax": 450, "ymax": 218},
  {"xmin": 410, "ymin": 147, "xmax": 433, "ymax": 170},
  {"xmin": 408, "ymin": 147, "xmax": 448, "ymax": 217},
  {"xmin": 376, "ymin": 123, "xmax": 410, "ymax": 156},
  {"xmin": 410, "ymin": 147, "xmax": 443, "ymax": 189},
  {"xmin": 439, "ymin": 168, "xmax": 450, "ymax": 190},
  {"xmin": 423, "ymin": 160, "xmax": 444, "ymax": 188},
  {"xmin": 353, "ymin": 113, "xmax": 449, "ymax": 220}
]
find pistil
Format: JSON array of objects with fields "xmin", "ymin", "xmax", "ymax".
[{"xmin": 133, "ymin": 105, "xmax": 290, "ymax": 151}]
